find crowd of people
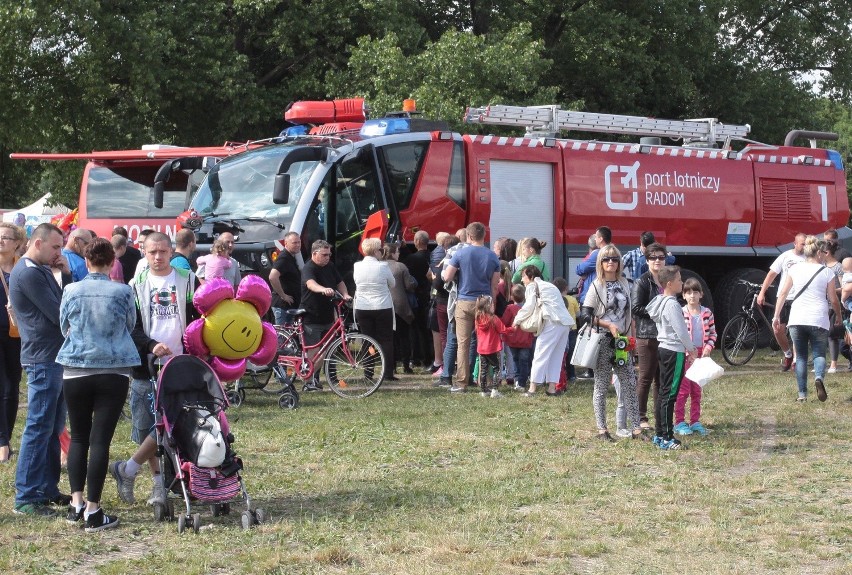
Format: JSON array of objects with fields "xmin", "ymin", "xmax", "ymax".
[{"xmin": 0, "ymin": 218, "xmax": 847, "ymax": 530}]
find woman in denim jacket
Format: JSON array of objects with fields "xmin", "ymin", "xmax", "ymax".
[{"xmin": 56, "ymin": 238, "xmax": 139, "ymax": 532}]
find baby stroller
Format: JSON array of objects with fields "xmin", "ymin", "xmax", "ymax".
[
  {"xmin": 154, "ymin": 354, "xmax": 265, "ymax": 532},
  {"xmin": 226, "ymin": 324, "xmax": 301, "ymax": 410}
]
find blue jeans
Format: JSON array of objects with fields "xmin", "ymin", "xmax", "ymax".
[
  {"xmin": 272, "ymin": 306, "xmax": 286, "ymax": 326},
  {"xmin": 442, "ymin": 321, "xmax": 457, "ymax": 378},
  {"xmin": 441, "ymin": 321, "xmax": 477, "ymax": 381},
  {"xmin": 789, "ymin": 325, "xmax": 828, "ymax": 395},
  {"xmin": 509, "ymin": 346, "xmax": 532, "ymax": 387},
  {"xmin": 15, "ymin": 362, "xmax": 66, "ymax": 505}
]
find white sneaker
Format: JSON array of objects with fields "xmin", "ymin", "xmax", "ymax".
[
  {"xmin": 615, "ymin": 428, "xmax": 631, "ymax": 438},
  {"xmin": 513, "ymin": 383, "xmax": 524, "ymax": 391},
  {"xmin": 827, "ymin": 366, "xmax": 837, "ymax": 374},
  {"xmin": 147, "ymin": 482, "xmax": 167, "ymax": 506},
  {"xmin": 480, "ymin": 391, "xmax": 488, "ymax": 397},
  {"xmin": 490, "ymin": 389, "xmax": 504, "ymax": 399}
]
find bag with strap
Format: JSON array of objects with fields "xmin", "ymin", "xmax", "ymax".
[
  {"xmin": 571, "ymin": 323, "xmax": 604, "ymax": 368},
  {"xmin": 0, "ymin": 270, "xmax": 19, "ymax": 338},
  {"xmin": 514, "ymin": 281, "xmax": 544, "ymax": 336}
]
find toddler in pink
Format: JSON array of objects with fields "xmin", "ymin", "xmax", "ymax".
[
  {"xmin": 196, "ymin": 238, "xmax": 232, "ymax": 282},
  {"xmin": 674, "ymin": 277, "xmax": 716, "ymax": 436}
]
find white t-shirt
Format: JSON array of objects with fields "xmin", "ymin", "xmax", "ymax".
[
  {"xmin": 787, "ymin": 262, "xmax": 835, "ymax": 330},
  {"xmin": 769, "ymin": 249, "xmax": 805, "ymax": 301},
  {"xmin": 143, "ymin": 270, "xmax": 184, "ymax": 358}
]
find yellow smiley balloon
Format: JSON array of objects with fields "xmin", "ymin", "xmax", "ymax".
[{"xmin": 201, "ymin": 299, "xmax": 263, "ymax": 360}]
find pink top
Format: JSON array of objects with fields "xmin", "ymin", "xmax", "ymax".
[
  {"xmin": 110, "ymin": 259, "xmax": 124, "ymax": 282},
  {"xmin": 197, "ymin": 253, "xmax": 232, "ymax": 280}
]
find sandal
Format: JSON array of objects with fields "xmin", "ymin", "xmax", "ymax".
[{"xmin": 597, "ymin": 431, "xmax": 615, "ymax": 442}]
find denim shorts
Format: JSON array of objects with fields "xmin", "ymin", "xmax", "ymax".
[{"xmin": 129, "ymin": 377, "xmax": 155, "ymax": 444}]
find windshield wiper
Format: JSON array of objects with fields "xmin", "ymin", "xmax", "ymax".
[{"xmin": 226, "ymin": 216, "xmax": 287, "ymax": 230}]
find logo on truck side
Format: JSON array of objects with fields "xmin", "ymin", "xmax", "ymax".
[{"xmin": 604, "ymin": 161, "xmax": 640, "ymax": 210}]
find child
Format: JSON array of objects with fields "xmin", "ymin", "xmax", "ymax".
[
  {"xmin": 501, "ymin": 284, "xmax": 534, "ymax": 391},
  {"xmin": 673, "ymin": 278, "xmax": 717, "ymax": 437},
  {"xmin": 841, "ymin": 257, "xmax": 852, "ymax": 311},
  {"xmin": 196, "ymin": 238, "xmax": 232, "ymax": 283},
  {"xmin": 646, "ymin": 266, "xmax": 697, "ymax": 450},
  {"xmin": 475, "ymin": 295, "xmax": 512, "ymax": 398},
  {"xmin": 552, "ymin": 277, "xmax": 580, "ymax": 387}
]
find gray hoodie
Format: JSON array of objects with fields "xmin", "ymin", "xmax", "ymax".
[{"xmin": 646, "ymin": 294, "xmax": 697, "ymax": 353}]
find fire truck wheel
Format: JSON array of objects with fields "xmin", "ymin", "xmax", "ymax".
[{"xmin": 712, "ymin": 268, "xmax": 767, "ymax": 331}]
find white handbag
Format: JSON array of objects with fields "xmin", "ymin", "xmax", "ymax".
[{"xmin": 571, "ymin": 324, "xmax": 604, "ymax": 368}]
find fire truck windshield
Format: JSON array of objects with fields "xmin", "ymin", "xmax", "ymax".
[{"xmin": 190, "ymin": 144, "xmax": 320, "ymax": 225}]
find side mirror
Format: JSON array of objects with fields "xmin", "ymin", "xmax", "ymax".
[
  {"xmin": 273, "ymin": 173, "xmax": 291, "ymax": 205},
  {"xmin": 153, "ymin": 157, "xmax": 206, "ymax": 209}
]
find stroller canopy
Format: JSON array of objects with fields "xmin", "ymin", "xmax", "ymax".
[{"xmin": 156, "ymin": 355, "xmax": 227, "ymax": 425}]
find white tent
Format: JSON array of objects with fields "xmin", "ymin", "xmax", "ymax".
[
  {"xmin": 2, "ymin": 194, "xmax": 72, "ymax": 235},
  {"xmin": 2, "ymin": 194, "xmax": 70, "ymax": 222}
]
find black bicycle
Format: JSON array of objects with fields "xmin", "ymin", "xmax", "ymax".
[{"xmin": 720, "ymin": 279, "xmax": 781, "ymax": 365}]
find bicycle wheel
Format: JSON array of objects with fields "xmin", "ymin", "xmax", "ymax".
[
  {"xmin": 324, "ymin": 333, "xmax": 385, "ymax": 398},
  {"xmin": 721, "ymin": 314, "xmax": 759, "ymax": 366}
]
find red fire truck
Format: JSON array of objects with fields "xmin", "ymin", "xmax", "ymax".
[
  {"xmin": 10, "ymin": 143, "xmax": 255, "ymax": 242},
  {"xmin": 153, "ymin": 99, "xmax": 847, "ymax": 327}
]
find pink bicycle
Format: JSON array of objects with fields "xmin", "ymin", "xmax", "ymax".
[{"xmin": 275, "ymin": 293, "xmax": 386, "ymax": 404}]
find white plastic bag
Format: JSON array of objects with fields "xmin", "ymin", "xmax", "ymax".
[{"xmin": 685, "ymin": 356, "xmax": 725, "ymax": 387}]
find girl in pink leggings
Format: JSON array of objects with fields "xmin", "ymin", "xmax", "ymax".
[{"xmin": 674, "ymin": 278, "xmax": 716, "ymax": 436}]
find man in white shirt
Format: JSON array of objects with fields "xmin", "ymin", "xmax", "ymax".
[
  {"xmin": 757, "ymin": 233, "xmax": 806, "ymax": 371},
  {"xmin": 110, "ymin": 232, "xmax": 199, "ymax": 506}
]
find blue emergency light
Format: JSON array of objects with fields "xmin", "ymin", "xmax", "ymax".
[{"xmin": 360, "ymin": 118, "xmax": 412, "ymax": 137}]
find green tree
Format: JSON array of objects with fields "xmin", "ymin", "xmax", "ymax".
[{"xmin": 327, "ymin": 24, "xmax": 558, "ymax": 131}]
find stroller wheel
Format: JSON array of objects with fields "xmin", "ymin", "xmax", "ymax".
[
  {"xmin": 210, "ymin": 504, "xmax": 220, "ymax": 517},
  {"xmin": 192, "ymin": 513, "xmax": 201, "ymax": 533},
  {"xmin": 177, "ymin": 514, "xmax": 186, "ymax": 534},
  {"xmin": 226, "ymin": 390, "xmax": 244, "ymax": 408},
  {"xmin": 166, "ymin": 499, "xmax": 175, "ymax": 521},
  {"xmin": 153, "ymin": 502, "xmax": 166, "ymax": 522},
  {"xmin": 222, "ymin": 502, "xmax": 231, "ymax": 516},
  {"xmin": 278, "ymin": 392, "xmax": 299, "ymax": 410},
  {"xmin": 254, "ymin": 508, "xmax": 266, "ymax": 525},
  {"xmin": 241, "ymin": 510, "xmax": 253, "ymax": 530}
]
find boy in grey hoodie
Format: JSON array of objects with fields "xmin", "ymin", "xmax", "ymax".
[{"xmin": 646, "ymin": 266, "xmax": 697, "ymax": 450}]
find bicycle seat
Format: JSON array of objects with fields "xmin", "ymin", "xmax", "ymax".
[{"xmin": 284, "ymin": 309, "xmax": 308, "ymax": 321}]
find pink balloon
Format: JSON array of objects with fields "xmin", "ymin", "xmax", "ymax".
[
  {"xmin": 193, "ymin": 278, "xmax": 234, "ymax": 315},
  {"xmin": 210, "ymin": 356, "xmax": 246, "ymax": 382},
  {"xmin": 247, "ymin": 322, "xmax": 278, "ymax": 366},
  {"xmin": 183, "ymin": 319, "xmax": 209, "ymax": 357},
  {"xmin": 235, "ymin": 275, "xmax": 272, "ymax": 316}
]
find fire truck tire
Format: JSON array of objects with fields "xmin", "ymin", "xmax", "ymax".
[
  {"xmin": 712, "ymin": 268, "xmax": 771, "ymax": 346},
  {"xmin": 678, "ymin": 269, "xmax": 713, "ymax": 311}
]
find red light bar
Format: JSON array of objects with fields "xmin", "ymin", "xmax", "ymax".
[{"xmin": 284, "ymin": 98, "xmax": 366, "ymax": 125}]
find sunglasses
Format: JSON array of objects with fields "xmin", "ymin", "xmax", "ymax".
[
  {"xmin": 601, "ymin": 257, "xmax": 620, "ymax": 263},
  {"xmin": 647, "ymin": 255, "xmax": 666, "ymax": 261}
]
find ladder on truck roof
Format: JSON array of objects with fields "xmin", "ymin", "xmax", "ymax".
[{"xmin": 464, "ymin": 104, "xmax": 751, "ymax": 147}]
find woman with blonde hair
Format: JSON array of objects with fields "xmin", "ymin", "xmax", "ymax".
[
  {"xmin": 581, "ymin": 244, "xmax": 644, "ymax": 441},
  {"xmin": 0, "ymin": 223, "xmax": 24, "ymax": 462},
  {"xmin": 774, "ymin": 235, "xmax": 842, "ymax": 401},
  {"xmin": 353, "ymin": 238, "xmax": 395, "ymax": 382}
]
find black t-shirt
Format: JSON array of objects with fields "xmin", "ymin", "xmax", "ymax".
[
  {"xmin": 271, "ymin": 250, "xmax": 301, "ymax": 309},
  {"xmin": 119, "ymin": 245, "xmax": 142, "ymax": 283},
  {"xmin": 301, "ymin": 260, "xmax": 343, "ymax": 324}
]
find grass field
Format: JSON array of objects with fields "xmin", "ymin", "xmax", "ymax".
[{"xmin": 1, "ymin": 350, "xmax": 850, "ymax": 575}]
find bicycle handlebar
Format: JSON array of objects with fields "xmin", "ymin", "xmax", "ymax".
[{"xmin": 736, "ymin": 279, "xmax": 763, "ymax": 291}]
